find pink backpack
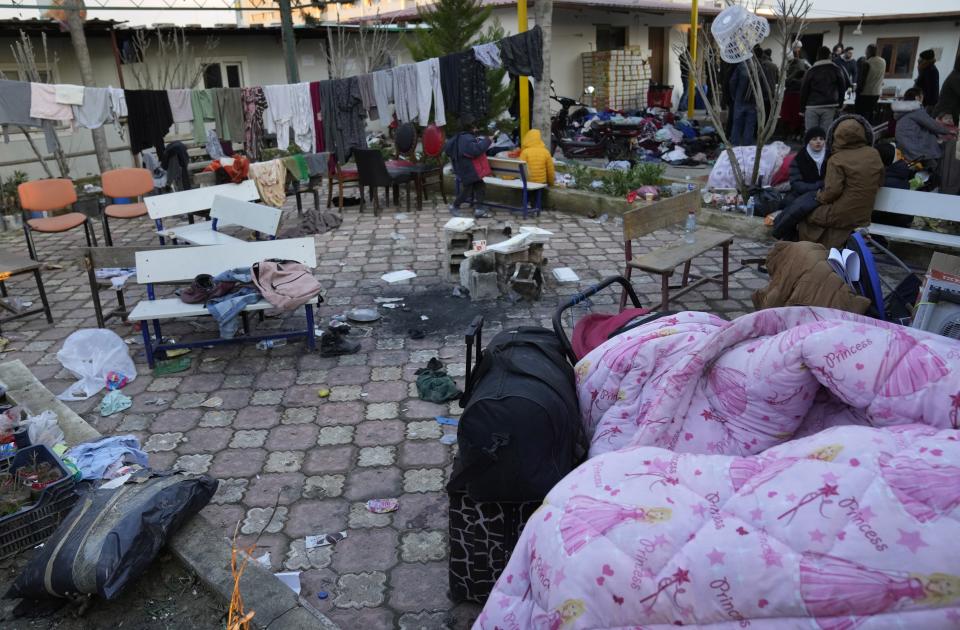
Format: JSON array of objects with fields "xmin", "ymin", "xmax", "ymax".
[{"xmin": 251, "ymin": 260, "xmax": 324, "ymax": 311}]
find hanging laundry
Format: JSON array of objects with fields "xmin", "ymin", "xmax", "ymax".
[
  {"xmin": 440, "ymin": 52, "xmax": 488, "ymax": 120},
  {"xmin": 500, "ymin": 25, "xmax": 544, "ymax": 80},
  {"xmin": 125, "ymin": 89, "xmax": 173, "ymax": 155},
  {"xmin": 308, "ymin": 81, "xmax": 325, "ymax": 152},
  {"xmin": 472, "ymin": 42, "xmax": 502, "ymax": 69},
  {"xmin": 290, "ymin": 82, "xmax": 315, "ymax": 154},
  {"xmin": 190, "ymin": 88, "xmax": 215, "ymax": 143},
  {"xmin": 213, "ymin": 87, "xmax": 244, "ymax": 142},
  {"xmin": 415, "ymin": 58, "xmax": 446, "ymax": 127},
  {"xmin": 30, "ymin": 83, "xmax": 73, "ymax": 121},
  {"xmin": 206, "ymin": 129, "xmax": 225, "ymax": 160},
  {"xmin": 372, "ymin": 69, "xmax": 394, "ymax": 125},
  {"xmin": 108, "ymin": 87, "xmax": 127, "ymax": 117},
  {"xmin": 54, "ymin": 84, "xmax": 85, "ymax": 106},
  {"xmin": 320, "ymin": 77, "xmax": 367, "ymax": 164},
  {"xmin": 166, "ymin": 88, "xmax": 193, "ymax": 123},
  {"xmin": 250, "ymin": 159, "xmax": 287, "ymax": 208},
  {"xmin": 391, "ymin": 65, "xmax": 419, "ymax": 124},
  {"xmin": 263, "ymin": 83, "xmax": 294, "ymax": 151},
  {"xmin": 357, "ymin": 73, "xmax": 378, "ymax": 120},
  {"xmin": 241, "ymin": 86, "xmax": 268, "ymax": 161},
  {"xmin": 72, "ymin": 87, "xmax": 113, "ymax": 130},
  {"xmin": 283, "ymin": 154, "xmax": 309, "ymax": 182},
  {"xmin": 0, "ymin": 79, "xmax": 58, "ymax": 151}
]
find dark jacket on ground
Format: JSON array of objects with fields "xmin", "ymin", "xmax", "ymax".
[
  {"xmin": 752, "ymin": 240, "xmax": 871, "ymax": 314},
  {"xmin": 789, "ymin": 148, "xmax": 828, "ymax": 195},
  {"xmin": 893, "ymin": 99, "xmax": 951, "ymax": 161},
  {"xmin": 933, "ymin": 69, "xmax": 960, "ymax": 125},
  {"xmin": 800, "ymin": 60, "xmax": 848, "ymax": 110},
  {"xmin": 444, "ymin": 132, "xmax": 492, "ymax": 185},
  {"xmin": 798, "ymin": 117, "xmax": 884, "ymax": 249},
  {"xmin": 915, "ymin": 61, "xmax": 940, "ymax": 109},
  {"xmin": 871, "ymin": 161, "xmax": 914, "ymax": 228}
]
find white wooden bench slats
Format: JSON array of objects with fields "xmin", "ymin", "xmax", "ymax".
[
  {"xmin": 483, "ymin": 176, "xmax": 547, "ymax": 190},
  {"xmin": 868, "ymin": 187, "xmax": 960, "ymax": 249},
  {"xmin": 133, "ymin": 237, "xmax": 317, "ymax": 284},
  {"xmin": 471, "ymin": 157, "xmax": 545, "ymax": 217},
  {"xmin": 162, "ymin": 196, "xmax": 283, "ymax": 245},
  {"xmin": 128, "ymin": 296, "xmax": 318, "ymax": 322},
  {"xmin": 144, "ymin": 180, "xmax": 260, "ymax": 220}
]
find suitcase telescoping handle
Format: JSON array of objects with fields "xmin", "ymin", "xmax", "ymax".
[
  {"xmin": 551, "ymin": 275, "xmax": 642, "ymax": 364},
  {"xmin": 463, "ymin": 315, "xmax": 484, "ymax": 400}
]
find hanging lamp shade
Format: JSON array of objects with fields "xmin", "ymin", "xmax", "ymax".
[{"xmin": 711, "ymin": 5, "xmax": 770, "ymax": 64}]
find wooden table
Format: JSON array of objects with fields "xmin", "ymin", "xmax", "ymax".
[{"xmin": 0, "ymin": 253, "xmax": 53, "ymax": 335}]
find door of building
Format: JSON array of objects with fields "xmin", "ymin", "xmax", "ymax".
[{"xmin": 649, "ymin": 26, "xmax": 665, "ymax": 84}]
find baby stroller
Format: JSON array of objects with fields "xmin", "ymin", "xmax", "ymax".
[{"xmin": 846, "ymin": 230, "xmax": 921, "ymax": 324}]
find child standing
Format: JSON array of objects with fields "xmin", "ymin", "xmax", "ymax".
[{"xmin": 445, "ymin": 115, "xmax": 492, "ymax": 217}]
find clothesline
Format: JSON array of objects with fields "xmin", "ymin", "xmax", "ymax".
[{"xmin": 0, "ymin": 26, "xmax": 544, "ymax": 167}]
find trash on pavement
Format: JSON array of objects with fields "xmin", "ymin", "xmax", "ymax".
[
  {"xmin": 381, "ymin": 270, "xmax": 417, "ymax": 283},
  {"xmin": 374, "ymin": 297, "xmax": 403, "ymax": 303},
  {"xmin": 105, "ymin": 371, "xmax": 130, "ymax": 390},
  {"xmin": 254, "ymin": 552, "xmax": 272, "ymax": 569},
  {"xmin": 415, "ymin": 358, "xmax": 461, "ymax": 403},
  {"xmin": 366, "ymin": 498, "xmax": 399, "ymax": 513},
  {"xmin": 305, "ymin": 531, "xmax": 347, "ymax": 549},
  {"xmin": 435, "ymin": 416, "xmax": 459, "ymax": 427},
  {"xmin": 56, "ymin": 329, "xmax": 137, "ymax": 401},
  {"xmin": 23, "ymin": 410, "xmax": 64, "ymax": 449},
  {"xmin": 66, "ymin": 435, "xmax": 148, "ymax": 480},
  {"xmin": 552, "ymin": 267, "xmax": 580, "ymax": 283},
  {"xmin": 440, "ymin": 434, "xmax": 458, "ymax": 445},
  {"xmin": 200, "ymin": 396, "xmax": 223, "ymax": 408},
  {"xmin": 317, "ymin": 388, "xmax": 331, "ymax": 398},
  {"xmin": 274, "ymin": 572, "xmax": 301, "ymax": 594},
  {"xmin": 154, "ymin": 356, "xmax": 192, "ymax": 376},
  {"xmin": 99, "ymin": 390, "xmax": 133, "ymax": 417},
  {"xmin": 347, "ymin": 308, "xmax": 380, "ymax": 323}
]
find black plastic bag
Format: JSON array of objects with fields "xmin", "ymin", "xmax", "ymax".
[{"xmin": 5, "ymin": 473, "xmax": 217, "ymax": 601}]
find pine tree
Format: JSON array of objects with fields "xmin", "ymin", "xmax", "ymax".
[{"xmin": 406, "ymin": 0, "xmax": 511, "ymax": 130}]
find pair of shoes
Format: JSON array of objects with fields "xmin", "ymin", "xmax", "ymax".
[
  {"xmin": 448, "ymin": 204, "xmax": 461, "ymax": 216},
  {"xmin": 320, "ymin": 325, "xmax": 360, "ymax": 357}
]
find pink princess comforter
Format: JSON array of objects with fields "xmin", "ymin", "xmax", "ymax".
[
  {"xmin": 476, "ymin": 424, "xmax": 960, "ymax": 628},
  {"xmin": 576, "ymin": 307, "xmax": 960, "ymax": 458}
]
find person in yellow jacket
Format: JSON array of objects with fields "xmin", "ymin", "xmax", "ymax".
[{"xmin": 519, "ymin": 129, "xmax": 555, "ymax": 185}]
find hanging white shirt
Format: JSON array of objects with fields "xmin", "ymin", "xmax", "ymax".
[
  {"xmin": 290, "ymin": 82, "xmax": 315, "ymax": 154},
  {"xmin": 263, "ymin": 84, "xmax": 293, "ymax": 151}
]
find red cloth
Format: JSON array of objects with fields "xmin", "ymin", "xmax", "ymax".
[
  {"xmin": 572, "ymin": 307, "xmax": 650, "ymax": 360},
  {"xmin": 203, "ymin": 155, "xmax": 250, "ymax": 184},
  {"xmin": 771, "ymin": 153, "xmax": 794, "ymax": 186},
  {"xmin": 309, "ymin": 81, "xmax": 325, "ymax": 153}
]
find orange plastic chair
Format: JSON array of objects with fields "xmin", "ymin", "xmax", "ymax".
[
  {"xmin": 100, "ymin": 168, "xmax": 153, "ymax": 246},
  {"xmin": 18, "ymin": 178, "xmax": 96, "ymax": 260}
]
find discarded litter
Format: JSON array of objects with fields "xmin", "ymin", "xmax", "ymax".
[
  {"xmin": 0, "ymin": 337, "xmax": 9, "ymax": 353},
  {"xmin": 394, "ymin": 213, "xmax": 408, "ymax": 220},
  {"xmin": 420, "ymin": 315, "xmax": 429, "ymax": 321},
  {"xmin": 382, "ymin": 303, "xmax": 401, "ymax": 309},
  {"xmin": 444, "ymin": 217, "xmax": 476, "ymax": 232},
  {"xmin": 366, "ymin": 498, "xmax": 399, "ymax": 513},
  {"xmin": 99, "ymin": 390, "xmax": 132, "ymax": 417},
  {"xmin": 305, "ymin": 531, "xmax": 347, "ymax": 549},
  {"xmin": 256, "ymin": 339, "xmax": 287, "ymax": 350},
  {"xmin": 435, "ymin": 416, "xmax": 459, "ymax": 427},
  {"xmin": 552, "ymin": 267, "xmax": 580, "ymax": 283},
  {"xmin": 200, "ymin": 396, "xmax": 223, "ymax": 408},
  {"xmin": 254, "ymin": 552, "xmax": 272, "ymax": 569},
  {"xmin": 348, "ymin": 308, "xmax": 380, "ymax": 323},
  {"xmin": 374, "ymin": 297, "xmax": 404, "ymax": 303},
  {"xmin": 154, "ymin": 356, "xmax": 191, "ymax": 376},
  {"xmin": 317, "ymin": 388, "xmax": 331, "ymax": 398},
  {"xmin": 164, "ymin": 347, "xmax": 191, "ymax": 358},
  {"xmin": 317, "ymin": 591, "xmax": 329, "ymax": 600},
  {"xmin": 389, "ymin": 232, "xmax": 406, "ymax": 241},
  {"xmin": 381, "ymin": 270, "xmax": 417, "ymax": 283},
  {"xmin": 146, "ymin": 398, "xmax": 168, "ymax": 406},
  {"xmin": 105, "ymin": 371, "xmax": 129, "ymax": 390},
  {"xmin": 518, "ymin": 226, "xmax": 553, "ymax": 243},
  {"xmin": 56, "ymin": 329, "xmax": 138, "ymax": 401},
  {"xmin": 440, "ymin": 434, "xmax": 458, "ymax": 445},
  {"xmin": 274, "ymin": 572, "xmax": 301, "ymax": 595}
]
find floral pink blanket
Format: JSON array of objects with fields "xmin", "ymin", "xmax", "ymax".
[
  {"xmin": 576, "ymin": 307, "xmax": 960, "ymax": 458},
  {"xmin": 476, "ymin": 424, "xmax": 960, "ymax": 628}
]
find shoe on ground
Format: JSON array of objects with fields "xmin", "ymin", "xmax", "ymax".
[{"xmin": 320, "ymin": 327, "xmax": 360, "ymax": 357}]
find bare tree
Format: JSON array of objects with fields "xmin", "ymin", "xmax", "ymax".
[
  {"xmin": 63, "ymin": 0, "xmax": 113, "ymax": 174},
  {"xmin": 127, "ymin": 27, "xmax": 219, "ymax": 90},
  {"xmin": 532, "ymin": 0, "xmax": 553, "ymax": 142},
  {"xmin": 676, "ymin": 0, "xmax": 811, "ymax": 200},
  {"xmin": 318, "ymin": 9, "xmax": 396, "ymax": 79},
  {"xmin": 8, "ymin": 31, "xmax": 68, "ymax": 178}
]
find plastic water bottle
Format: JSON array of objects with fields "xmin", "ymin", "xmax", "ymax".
[
  {"xmin": 683, "ymin": 210, "xmax": 697, "ymax": 244},
  {"xmin": 256, "ymin": 339, "xmax": 287, "ymax": 350},
  {"xmin": 685, "ymin": 175, "xmax": 695, "ymax": 192},
  {"xmin": 746, "ymin": 196, "xmax": 756, "ymax": 216}
]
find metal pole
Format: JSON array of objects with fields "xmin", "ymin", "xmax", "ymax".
[
  {"xmin": 518, "ymin": 0, "xmax": 529, "ymax": 138},
  {"xmin": 278, "ymin": 0, "xmax": 299, "ymax": 83},
  {"xmin": 686, "ymin": 0, "xmax": 699, "ymax": 119}
]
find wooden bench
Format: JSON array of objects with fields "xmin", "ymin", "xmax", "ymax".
[
  {"xmin": 162, "ymin": 196, "xmax": 282, "ymax": 245},
  {"xmin": 867, "ymin": 187, "xmax": 960, "ymax": 250},
  {"xmin": 144, "ymin": 180, "xmax": 260, "ymax": 245},
  {"xmin": 454, "ymin": 156, "xmax": 547, "ymax": 218},
  {"xmin": 620, "ymin": 191, "xmax": 735, "ymax": 311},
  {"xmin": 127, "ymin": 238, "xmax": 319, "ymax": 367}
]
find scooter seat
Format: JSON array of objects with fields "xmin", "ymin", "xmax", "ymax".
[{"xmin": 561, "ymin": 139, "xmax": 600, "ymax": 148}]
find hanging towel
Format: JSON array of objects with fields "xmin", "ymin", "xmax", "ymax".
[
  {"xmin": 440, "ymin": 52, "xmax": 489, "ymax": 120},
  {"xmin": 472, "ymin": 42, "xmax": 503, "ymax": 69},
  {"xmin": 263, "ymin": 83, "xmax": 294, "ymax": 151},
  {"xmin": 499, "ymin": 25, "xmax": 544, "ymax": 80},
  {"xmin": 167, "ymin": 88, "xmax": 193, "ymax": 123},
  {"xmin": 54, "ymin": 84, "xmax": 85, "ymax": 106},
  {"xmin": 72, "ymin": 87, "xmax": 113, "ymax": 130},
  {"xmin": 290, "ymin": 82, "xmax": 315, "ymax": 153},
  {"xmin": 213, "ymin": 87, "xmax": 244, "ymax": 142},
  {"xmin": 358, "ymin": 73, "xmax": 378, "ymax": 120},
  {"xmin": 241, "ymin": 86, "xmax": 268, "ymax": 161},
  {"xmin": 372, "ymin": 69, "xmax": 394, "ymax": 123},
  {"xmin": 190, "ymin": 88, "xmax": 215, "ymax": 143},
  {"xmin": 309, "ymin": 81, "xmax": 325, "ymax": 152},
  {"xmin": 108, "ymin": 87, "xmax": 127, "ymax": 117},
  {"xmin": 415, "ymin": 57, "xmax": 446, "ymax": 127},
  {"xmin": 0, "ymin": 79, "xmax": 59, "ymax": 151},
  {"xmin": 30, "ymin": 83, "xmax": 73, "ymax": 121},
  {"xmin": 250, "ymin": 158, "xmax": 287, "ymax": 208},
  {"xmin": 391, "ymin": 65, "xmax": 419, "ymax": 124},
  {"xmin": 125, "ymin": 89, "xmax": 173, "ymax": 155}
]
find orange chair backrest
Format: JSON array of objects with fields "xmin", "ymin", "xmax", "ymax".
[
  {"xmin": 17, "ymin": 178, "xmax": 77, "ymax": 213},
  {"xmin": 102, "ymin": 168, "xmax": 153, "ymax": 199}
]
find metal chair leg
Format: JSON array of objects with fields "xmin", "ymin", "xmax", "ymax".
[
  {"xmin": 23, "ymin": 224, "xmax": 38, "ymax": 261},
  {"xmin": 406, "ymin": 181, "xmax": 411, "ymax": 212},
  {"xmin": 33, "ymin": 268, "xmax": 53, "ymax": 324},
  {"xmin": 101, "ymin": 214, "xmax": 114, "ymax": 247}
]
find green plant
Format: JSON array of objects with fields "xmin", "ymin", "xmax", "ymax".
[
  {"xmin": 0, "ymin": 170, "xmax": 28, "ymax": 215},
  {"xmin": 565, "ymin": 162, "xmax": 595, "ymax": 191},
  {"xmin": 600, "ymin": 163, "xmax": 666, "ymax": 197}
]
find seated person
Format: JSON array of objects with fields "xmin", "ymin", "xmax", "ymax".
[
  {"xmin": 870, "ymin": 142, "xmax": 914, "ymax": 228},
  {"xmin": 784, "ymin": 126, "xmax": 828, "ymax": 205},
  {"xmin": 797, "ymin": 116, "xmax": 884, "ymax": 249},
  {"xmin": 518, "ymin": 129, "xmax": 555, "ymax": 185},
  {"xmin": 893, "ymin": 88, "xmax": 955, "ymax": 171}
]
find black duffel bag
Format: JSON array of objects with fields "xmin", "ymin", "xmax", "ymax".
[{"xmin": 448, "ymin": 318, "xmax": 586, "ymax": 502}]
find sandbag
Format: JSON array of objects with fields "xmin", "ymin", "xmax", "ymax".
[{"xmin": 6, "ymin": 473, "xmax": 217, "ymax": 601}]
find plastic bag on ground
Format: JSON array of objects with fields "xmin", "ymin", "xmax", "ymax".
[
  {"xmin": 24, "ymin": 410, "xmax": 64, "ymax": 450},
  {"xmin": 56, "ymin": 329, "xmax": 136, "ymax": 401}
]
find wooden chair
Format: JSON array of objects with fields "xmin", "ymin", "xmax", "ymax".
[
  {"xmin": 392, "ymin": 123, "xmax": 447, "ymax": 211},
  {"xmin": 354, "ymin": 149, "xmax": 413, "ymax": 216},
  {"xmin": 100, "ymin": 167, "xmax": 154, "ymax": 246},
  {"xmin": 326, "ymin": 157, "xmax": 361, "ymax": 211},
  {"xmin": 620, "ymin": 191, "xmax": 734, "ymax": 312},
  {"xmin": 18, "ymin": 178, "xmax": 97, "ymax": 261}
]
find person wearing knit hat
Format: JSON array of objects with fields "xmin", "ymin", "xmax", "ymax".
[
  {"xmin": 915, "ymin": 49, "xmax": 940, "ymax": 110},
  {"xmin": 785, "ymin": 126, "xmax": 828, "ymax": 205}
]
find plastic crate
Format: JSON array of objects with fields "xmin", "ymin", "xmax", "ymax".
[
  {"xmin": 647, "ymin": 83, "xmax": 674, "ymax": 109},
  {"xmin": 0, "ymin": 444, "xmax": 79, "ymax": 560}
]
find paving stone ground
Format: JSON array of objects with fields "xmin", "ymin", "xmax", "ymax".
[{"xmin": 0, "ymin": 190, "xmax": 777, "ymax": 628}]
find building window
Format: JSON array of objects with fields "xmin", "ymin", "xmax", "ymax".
[
  {"xmin": 596, "ymin": 25, "xmax": 627, "ymax": 52},
  {"xmin": 877, "ymin": 37, "xmax": 919, "ymax": 79},
  {"xmin": 201, "ymin": 60, "xmax": 245, "ymax": 89}
]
